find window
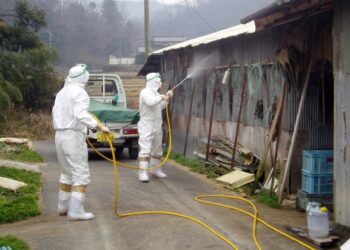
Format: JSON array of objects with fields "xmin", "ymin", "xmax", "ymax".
[{"xmin": 85, "ymin": 80, "xmax": 118, "ymax": 96}]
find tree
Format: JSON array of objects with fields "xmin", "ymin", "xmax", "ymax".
[
  {"xmin": 102, "ymin": 0, "xmax": 122, "ymax": 25},
  {"xmin": 0, "ymin": 0, "xmax": 46, "ymax": 51},
  {"xmin": 0, "ymin": 0, "xmax": 58, "ymax": 111},
  {"xmin": 14, "ymin": 0, "xmax": 46, "ymax": 32},
  {"xmin": 8, "ymin": 0, "xmax": 145, "ymax": 70}
]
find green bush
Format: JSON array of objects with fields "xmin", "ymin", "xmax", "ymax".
[
  {"xmin": 0, "ymin": 0, "xmax": 59, "ymax": 112},
  {"xmin": 0, "ymin": 78, "xmax": 23, "ymax": 104},
  {"xmin": 255, "ymin": 190, "xmax": 280, "ymax": 208},
  {"xmin": 0, "ymin": 88, "xmax": 10, "ymax": 111},
  {"xmin": 169, "ymin": 152, "xmax": 218, "ymax": 179},
  {"xmin": 0, "ymin": 235, "xmax": 29, "ymax": 250}
]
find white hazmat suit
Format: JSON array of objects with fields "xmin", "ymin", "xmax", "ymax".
[
  {"xmin": 138, "ymin": 72, "xmax": 173, "ymax": 182},
  {"xmin": 52, "ymin": 64, "xmax": 109, "ymax": 220}
]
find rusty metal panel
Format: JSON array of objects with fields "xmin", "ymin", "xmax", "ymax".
[
  {"xmin": 159, "ymin": 9, "xmax": 334, "ymax": 195},
  {"xmin": 333, "ymin": 0, "xmax": 350, "ymax": 227},
  {"xmin": 282, "ymin": 79, "xmax": 333, "ymax": 149}
]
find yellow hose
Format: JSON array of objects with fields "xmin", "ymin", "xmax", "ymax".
[
  {"xmin": 88, "ymin": 112, "xmax": 170, "ymax": 171},
  {"xmin": 88, "ymin": 105, "xmax": 316, "ymax": 250}
]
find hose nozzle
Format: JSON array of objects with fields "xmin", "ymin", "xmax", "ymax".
[{"xmin": 171, "ymin": 76, "xmax": 189, "ymax": 91}]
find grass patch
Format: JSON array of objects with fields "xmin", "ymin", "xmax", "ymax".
[
  {"xmin": 233, "ymin": 184, "xmax": 253, "ymax": 196},
  {"xmin": 0, "ymin": 109, "xmax": 54, "ymax": 141},
  {"xmin": 0, "ymin": 166, "xmax": 41, "ymax": 223},
  {"xmin": 169, "ymin": 152, "xmax": 218, "ymax": 179},
  {"xmin": 0, "ymin": 235, "xmax": 29, "ymax": 250},
  {"xmin": 0, "ymin": 142, "xmax": 43, "ymax": 163},
  {"xmin": 255, "ymin": 190, "xmax": 280, "ymax": 208}
]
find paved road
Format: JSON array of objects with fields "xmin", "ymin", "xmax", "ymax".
[{"xmin": 0, "ymin": 141, "xmax": 309, "ymax": 250}]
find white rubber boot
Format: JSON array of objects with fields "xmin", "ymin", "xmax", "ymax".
[
  {"xmin": 138, "ymin": 160, "xmax": 149, "ymax": 182},
  {"xmin": 150, "ymin": 158, "xmax": 167, "ymax": 178},
  {"xmin": 67, "ymin": 192, "xmax": 94, "ymax": 221},
  {"xmin": 58, "ymin": 190, "xmax": 71, "ymax": 215}
]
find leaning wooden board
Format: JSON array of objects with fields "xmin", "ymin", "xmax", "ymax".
[{"xmin": 255, "ymin": 89, "xmax": 286, "ymax": 179}]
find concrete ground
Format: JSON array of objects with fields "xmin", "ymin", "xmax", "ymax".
[{"xmin": 0, "ymin": 141, "xmax": 315, "ymax": 250}]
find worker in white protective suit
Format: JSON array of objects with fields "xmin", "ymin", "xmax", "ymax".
[
  {"xmin": 52, "ymin": 64, "xmax": 110, "ymax": 220},
  {"xmin": 138, "ymin": 72, "xmax": 173, "ymax": 182}
]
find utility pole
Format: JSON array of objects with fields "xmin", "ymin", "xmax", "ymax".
[
  {"xmin": 144, "ymin": 0, "xmax": 150, "ymax": 59},
  {"xmin": 48, "ymin": 30, "xmax": 53, "ymax": 51},
  {"xmin": 39, "ymin": 29, "xmax": 53, "ymax": 54}
]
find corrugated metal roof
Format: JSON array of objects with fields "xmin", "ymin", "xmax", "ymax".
[
  {"xmin": 241, "ymin": 0, "xmax": 297, "ymax": 24},
  {"xmin": 241, "ymin": 0, "xmax": 332, "ymax": 26},
  {"xmin": 151, "ymin": 21, "xmax": 256, "ymax": 55}
]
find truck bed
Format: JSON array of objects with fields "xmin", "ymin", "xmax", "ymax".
[{"xmin": 89, "ymin": 99, "xmax": 139, "ymax": 124}]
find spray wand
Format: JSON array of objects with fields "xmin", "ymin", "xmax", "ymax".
[{"xmin": 171, "ymin": 76, "xmax": 189, "ymax": 91}]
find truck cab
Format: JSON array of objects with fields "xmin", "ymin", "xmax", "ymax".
[
  {"xmin": 85, "ymin": 74, "xmax": 139, "ymax": 159},
  {"xmin": 86, "ymin": 74, "xmax": 126, "ymax": 108}
]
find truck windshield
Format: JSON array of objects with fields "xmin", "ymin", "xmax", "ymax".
[{"xmin": 86, "ymin": 79, "xmax": 118, "ymax": 97}]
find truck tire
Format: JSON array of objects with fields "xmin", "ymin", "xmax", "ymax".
[
  {"xmin": 88, "ymin": 150, "xmax": 94, "ymax": 160},
  {"xmin": 115, "ymin": 147, "xmax": 124, "ymax": 158},
  {"xmin": 128, "ymin": 147, "xmax": 138, "ymax": 160}
]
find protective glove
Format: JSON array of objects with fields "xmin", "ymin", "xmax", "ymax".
[
  {"xmin": 166, "ymin": 90, "xmax": 174, "ymax": 98},
  {"xmin": 160, "ymin": 95, "xmax": 170, "ymax": 102},
  {"xmin": 96, "ymin": 124, "xmax": 110, "ymax": 133}
]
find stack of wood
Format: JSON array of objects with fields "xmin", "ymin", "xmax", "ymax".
[
  {"xmin": 116, "ymin": 71, "xmax": 145, "ymax": 110},
  {"xmin": 194, "ymin": 136, "xmax": 259, "ymax": 175}
]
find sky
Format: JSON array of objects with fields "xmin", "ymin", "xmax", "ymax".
[
  {"xmin": 105, "ymin": 0, "xmax": 199, "ymax": 5},
  {"xmin": 152, "ymin": 0, "xmax": 198, "ymax": 4}
]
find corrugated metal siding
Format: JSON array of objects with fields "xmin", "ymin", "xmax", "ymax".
[
  {"xmin": 160, "ymin": 12, "xmax": 333, "ymax": 173},
  {"xmin": 284, "ymin": 82, "xmax": 333, "ymax": 150},
  {"xmin": 333, "ymin": 0, "xmax": 350, "ymax": 227}
]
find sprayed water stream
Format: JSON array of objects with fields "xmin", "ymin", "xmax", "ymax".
[{"xmin": 172, "ymin": 52, "xmax": 219, "ymax": 91}]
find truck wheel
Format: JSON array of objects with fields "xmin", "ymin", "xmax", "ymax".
[
  {"xmin": 88, "ymin": 150, "xmax": 94, "ymax": 160},
  {"xmin": 115, "ymin": 147, "xmax": 124, "ymax": 158},
  {"xmin": 128, "ymin": 147, "xmax": 138, "ymax": 160}
]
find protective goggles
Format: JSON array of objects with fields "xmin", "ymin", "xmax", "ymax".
[
  {"xmin": 70, "ymin": 64, "xmax": 88, "ymax": 79},
  {"xmin": 147, "ymin": 72, "xmax": 161, "ymax": 82}
]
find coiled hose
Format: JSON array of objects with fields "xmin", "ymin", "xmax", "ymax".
[{"xmin": 87, "ymin": 105, "xmax": 316, "ymax": 250}]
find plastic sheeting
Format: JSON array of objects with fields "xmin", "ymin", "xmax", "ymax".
[{"xmin": 88, "ymin": 99, "xmax": 139, "ymax": 124}]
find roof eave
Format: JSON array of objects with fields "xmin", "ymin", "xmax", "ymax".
[{"xmin": 241, "ymin": 0, "xmax": 295, "ymax": 24}]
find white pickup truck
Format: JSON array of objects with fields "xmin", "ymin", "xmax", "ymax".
[{"xmin": 85, "ymin": 74, "xmax": 139, "ymax": 159}]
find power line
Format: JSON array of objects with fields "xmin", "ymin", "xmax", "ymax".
[{"xmin": 183, "ymin": 0, "xmax": 216, "ymax": 32}]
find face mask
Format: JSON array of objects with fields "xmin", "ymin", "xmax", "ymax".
[
  {"xmin": 156, "ymin": 78, "xmax": 162, "ymax": 90},
  {"xmin": 147, "ymin": 77, "xmax": 161, "ymax": 91}
]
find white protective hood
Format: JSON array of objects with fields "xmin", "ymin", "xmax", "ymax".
[
  {"xmin": 65, "ymin": 64, "xmax": 90, "ymax": 87},
  {"xmin": 146, "ymin": 72, "xmax": 162, "ymax": 92}
]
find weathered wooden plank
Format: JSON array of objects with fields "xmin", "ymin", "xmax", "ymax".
[
  {"xmin": 278, "ymin": 43, "xmax": 315, "ymax": 203},
  {"xmin": 216, "ymin": 170, "xmax": 254, "ymax": 189}
]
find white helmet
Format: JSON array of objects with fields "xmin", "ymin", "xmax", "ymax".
[
  {"xmin": 68, "ymin": 64, "xmax": 89, "ymax": 84},
  {"xmin": 146, "ymin": 72, "xmax": 161, "ymax": 91}
]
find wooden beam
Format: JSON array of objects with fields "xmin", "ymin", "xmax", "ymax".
[
  {"xmin": 255, "ymin": 86, "xmax": 286, "ymax": 180},
  {"xmin": 278, "ymin": 51, "xmax": 315, "ymax": 204},
  {"xmin": 206, "ymin": 76, "xmax": 219, "ymax": 161},
  {"xmin": 183, "ymin": 84, "xmax": 196, "ymax": 156},
  {"xmin": 230, "ymin": 67, "xmax": 247, "ymax": 169},
  {"xmin": 270, "ymin": 84, "xmax": 287, "ymax": 193}
]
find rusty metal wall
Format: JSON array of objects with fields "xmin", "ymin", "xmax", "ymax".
[
  {"xmin": 160, "ymin": 12, "xmax": 333, "ymax": 192},
  {"xmin": 333, "ymin": 0, "xmax": 350, "ymax": 227}
]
